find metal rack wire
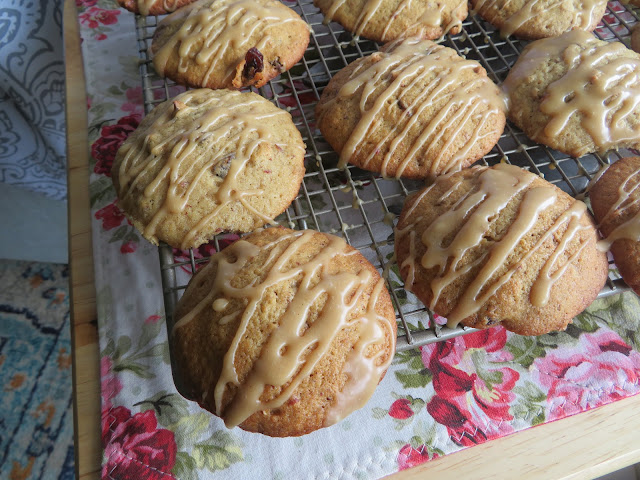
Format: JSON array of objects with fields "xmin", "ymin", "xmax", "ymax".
[{"xmin": 134, "ymin": 1, "xmax": 638, "ymax": 352}]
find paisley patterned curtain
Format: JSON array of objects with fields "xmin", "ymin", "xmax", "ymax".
[{"xmin": 0, "ymin": 0, "xmax": 67, "ymax": 200}]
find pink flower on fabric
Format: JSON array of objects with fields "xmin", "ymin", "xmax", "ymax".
[
  {"xmin": 92, "ymin": 114, "xmax": 140, "ymax": 176},
  {"xmin": 277, "ymin": 81, "xmax": 318, "ymax": 109},
  {"xmin": 397, "ymin": 444, "xmax": 438, "ymax": 470},
  {"xmin": 173, "ymin": 234, "xmax": 240, "ymax": 274},
  {"xmin": 122, "ymin": 86, "xmax": 144, "ymax": 115},
  {"xmin": 533, "ymin": 329, "xmax": 640, "ymax": 421},
  {"xmin": 95, "ymin": 33, "xmax": 107, "ymax": 41},
  {"xmin": 120, "ymin": 241, "xmax": 138, "ymax": 254},
  {"xmin": 95, "ymin": 202, "xmax": 125, "ymax": 231},
  {"xmin": 145, "ymin": 315, "xmax": 162, "ymax": 324},
  {"xmin": 79, "ymin": 7, "xmax": 120, "ymax": 29},
  {"xmin": 423, "ymin": 327, "xmax": 519, "ymax": 446},
  {"xmin": 100, "ymin": 357, "xmax": 122, "ymax": 412},
  {"xmin": 389, "ymin": 399, "xmax": 414, "ymax": 419},
  {"xmin": 76, "ymin": 0, "xmax": 98, "ymax": 7},
  {"xmin": 103, "ymin": 406, "xmax": 177, "ymax": 480}
]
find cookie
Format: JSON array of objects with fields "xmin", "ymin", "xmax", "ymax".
[
  {"xmin": 116, "ymin": 0, "xmax": 197, "ymax": 16},
  {"xmin": 394, "ymin": 163, "xmax": 608, "ymax": 335},
  {"xmin": 589, "ymin": 157, "xmax": 640, "ymax": 295},
  {"xmin": 470, "ymin": 0, "xmax": 607, "ymax": 40},
  {"xmin": 172, "ymin": 227, "xmax": 397, "ymax": 437},
  {"xmin": 151, "ymin": 0, "xmax": 310, "ymax": 89},
  {"xmin": 111, "ymin": 89, "xmax": 306, "ymax": 249},
  {"xmin": 503, "ymin": 31, "xmax": 640, "ymax": 158},
  {"xmin": 315, "ymin": 37, "xmax": 506, "ymax": 179},
  {"xmin": 632, "ymin": 24, "xmax": 640, "ymax": 54},
  {"xmin": 314, "ymin": 0, "xmax": 467, "ymax": 42}
]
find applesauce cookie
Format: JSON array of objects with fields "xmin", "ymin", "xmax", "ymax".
[
  {"xmin": 172, "ymin": 227, "xmax": 397, "ymax": 437},
  {"xmin": 116, "ymin": 0, "xmax": 197, "ymax": 16},
  {"xmin": 315, "ymin": 37, "xmax": 506, "ymax": 179},
  {"xmin": 503, "ymin": 31, "xmax": 640, "ymax": 158},
  {"xmin": 590, "ymin": 157, "xmax": 640, "ymax": 295},
  {"xmin": 151, "ymin": 0, "xmax": 310, "ymax": 89},
  {"xmin": 314, "ymin": 0, "xmax": 467, "ymax": 42},
  {"xmin": 111, "ymin": 89, "xmax": 306, "ymax": 249},
  {"xmin": 394, "ymin": 163, "xmax": 608, "ymax": 335},
  {"xmin": 469, "ymin": 0, "xmax": 607, "ymax": 40}
]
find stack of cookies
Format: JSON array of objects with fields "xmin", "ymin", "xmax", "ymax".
[{"xmin": 111, "ymin": 0, "xmax": 640, "ymax": 436}]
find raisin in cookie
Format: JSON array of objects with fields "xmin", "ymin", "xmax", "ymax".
[
  {"xmin": 111, "ymin": 89, "xmax": 305, "ymax": 249},
  {"xmin": 316, "ymin": 37, "xmax": 506, "ymax": 179},
  {"xmin": 151, "ymin": 0, "xmax": 310, "ymax": 89},
  {"xmin": 172, "ymin": 227, "xmax": 397, "ymax": 437},
  {"xmin": 394, "ymin": 163, "xmax": 608, "ymax": 335}
]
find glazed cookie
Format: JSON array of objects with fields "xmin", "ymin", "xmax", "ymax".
[
  {"xmin": 590, "ymin": 157, "xmax": 640, "ymax": 295},
  {"xmin": 172, "ymin": 227, "xmax": 397, "ymax": 437},
  {"xmin": 503, "ymin": 31, "xmax": 640, "ymax": 158},
  {"xmin": 151, "ymin": 0, "xmax": 310, "ymax": 89},
  {"xmin": 314, "ymin": 0, "xmax": 467, "ymax": 42},
  {"xmin": 394, "ymin": 163, "xmax": 608, "ymax": 335},
  {"xmin": 470, "ymin": 0, "xmax": 607, "ymax": 40},
  {"xmin": 315, "ymin": 37, "xmax": 506, "ymax": 179},
  {"xmin": 111, "ymin": 89, "xmax": 306, "ymax": 249},
  {"xmin": 116, "ymin": 0, "xmax": 197, "ymax": 16},
  {"xmin": 632, "ymin": 24, "xmax": 640, "ymax": 54}
]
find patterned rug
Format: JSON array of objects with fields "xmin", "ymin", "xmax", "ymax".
[{"xmin": 0, "ymin": 259, "xmax": 74, "ymax": 480}]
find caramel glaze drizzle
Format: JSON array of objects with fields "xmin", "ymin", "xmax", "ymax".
[
  {"xmin": 503, "ymin": 31, "xmax": 640, "ymax": 157},
  {"xmin": 396, "ymin": 164, "xmax": 593, "ymax": 328},
  {"xmin": 472, "ymin": 0, "xmax": 603, "ymax": 39},
  {"xmin": 596, "ymin": 164, "xmax": 640, "ymax": 251},
  {"xmin": 323, "ymin": 0, "xmax": 466, "ymax": 41},
  {"xmin": 318, "ymin": 37, "xmax": 506, "ymax": 179},
  {"xmin": 115, "ymin": 89, "xmax": 302, "ymax": 249},
  {"xmin": 173, "ymin": 230, "xmax": 395, "ymax": 429},
  {"xmin": 153, "ymin": 0, "xmax": 307, "ymax": 86}
]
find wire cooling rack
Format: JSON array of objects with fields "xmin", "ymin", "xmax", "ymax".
[{"xmin": 133, "ymin": 1, "xmax": 638, "ymax": 352}]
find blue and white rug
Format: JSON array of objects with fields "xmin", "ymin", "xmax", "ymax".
[{"xmin": 0, "ymin": 259, "xmax": 74, "ymax": 479}]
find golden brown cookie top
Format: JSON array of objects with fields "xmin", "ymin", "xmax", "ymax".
[
  {"xmin": 394, "ymin": 163, "xmax": 608, "ymax": 335},
  {"xmin": 151, "ymin": 0, "xmax": 310, "ymax": 89},
  {"xmin": 116, "ymin": 0, "xmax": 197, "ymax": 16},
  {"xmin": 315, "ymin": 0, "xmax": 467, "ymax": 42},
  {"xmin": 504, "ymin": 31, "xmax": 640, "ymax": 158},
  {"xmin": 172, "ymin": 227, "xmax": 397, "ymax": 436},
  {"xmin": 469, "ymin": 0, "xmax": 606, "ymax": 40},
  {"xmin": 112, "ymin": 89, "xmax": 305, "ymax": 249},
  {"xmin": 316, "ymin": 37, "xmax": 507, "ymax": 179}
]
